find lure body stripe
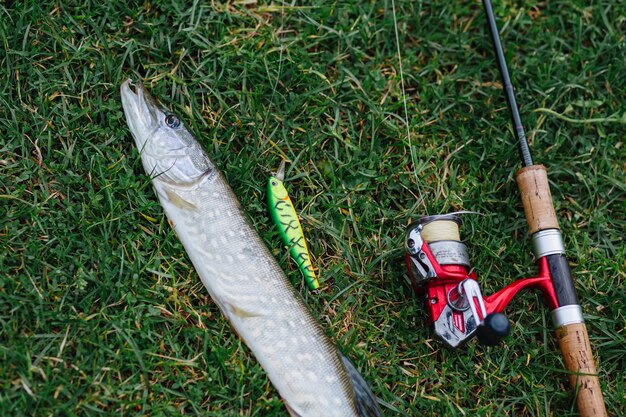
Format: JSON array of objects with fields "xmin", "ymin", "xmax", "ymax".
[{"xmin": 268, "ymin": 175, "xmax": 319, "ymax": 291}]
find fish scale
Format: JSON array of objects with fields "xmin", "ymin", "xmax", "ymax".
[
  {"xmin": 120, "ymin": 80, "xmax": 381, "ymax": 417},
  {"xmin": 155, "ymin": 173, "xmax": 353, "ymax": 411}
]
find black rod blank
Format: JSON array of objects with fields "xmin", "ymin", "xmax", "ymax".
[{"xmin": 482, "ymin": 0, "xmax": 534, "ymax": 167}]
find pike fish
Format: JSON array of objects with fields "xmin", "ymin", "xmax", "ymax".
[{"xmin": 120, "ymin": 80, "xmax": 381, "ymax": 417}]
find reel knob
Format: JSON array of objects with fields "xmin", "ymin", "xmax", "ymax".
[{"xmin": 477, "ymin": 313, "xmax": 511, "ymax": 346}]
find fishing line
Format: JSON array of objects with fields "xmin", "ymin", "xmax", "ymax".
[
  {"xmin": 417, "ymin": 211, "xmax": 484, "ymax": 242},
  {"xmin": 391, "ymin": 0, "xmax": 423, "ymax": 204},
  {"xmin": 421, "ymin": 219, "xmax": 461, "ymax": 242},
  {"xmin": 260, "ymin": 0, "xmax": 289, "ymax": 143},
  {"xmin": 408, "ymin": 212, "xmax": 481, "ymax": 274}
]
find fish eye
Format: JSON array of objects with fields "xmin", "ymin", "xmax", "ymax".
[{"xmin": 165, "ymin": 114, "xmax": 181, "ymax": 128}]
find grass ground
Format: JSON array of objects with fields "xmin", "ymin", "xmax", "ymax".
[{"xmin": 1, "ymin": 1, "xmax": 624, "ymax": 416}]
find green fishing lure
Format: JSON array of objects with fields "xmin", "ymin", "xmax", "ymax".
[{"xmin": 267, "ymin": 161, "xmax": 319, "ymax": 291}]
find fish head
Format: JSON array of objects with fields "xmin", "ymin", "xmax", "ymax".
[{"xmin": 120, "ymin": 79, "xmax": 213, "ymax": 185}]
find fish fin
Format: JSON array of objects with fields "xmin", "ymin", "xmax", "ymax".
[
  {"xmin": 220, "ymin": 298, "xmax": 263, "ymax": 319},
  {"xmin": 163, "ymin": 187, "xmax": 198, "ymax": 210},
  {"xmin": 228, "ymin": 304, "xmax": 262, "ymax": 319},
  {"xmin": 340, "ymin": 353, "xmax": 382, "ymax": 417}
]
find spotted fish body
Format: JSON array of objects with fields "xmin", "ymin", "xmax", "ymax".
[
  {"xmin": 268, "ymin": 173, "xmax": 320, "ymax": 291},
  {"xmin": 120, "ymin": 80, "xmax": 381, "ymax": 417}
]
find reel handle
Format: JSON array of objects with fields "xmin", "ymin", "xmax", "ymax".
[{"xmin": 477, "ymin": 313, "xmax": 510, "ymax": 347}]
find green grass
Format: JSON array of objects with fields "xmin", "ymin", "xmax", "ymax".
[{"xmin": 1, "ymin": 0, "xmax": 624, "ymax": 416}]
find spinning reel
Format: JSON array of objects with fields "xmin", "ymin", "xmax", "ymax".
[
  {"xmin": 400, "ymin": 1, "xmax": 606, "ymax": 415},
  {"xmin": 406, "ymin": 214, "xmax": 564, "ymax": 348}
]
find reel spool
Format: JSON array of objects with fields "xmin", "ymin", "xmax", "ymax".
[
  {"xmin": 420, "ymin": 215, "xmax": 470, "ymax": 269},
  {"xmin": 406, "ymin": 215, "xmax": 470, "ymax": 291}
]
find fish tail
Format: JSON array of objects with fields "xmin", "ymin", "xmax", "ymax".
[{"xmin": 340, "ymin": 353, "xmax": 382, "ymax": 417}]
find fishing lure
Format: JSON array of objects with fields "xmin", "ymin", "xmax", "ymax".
[{"xmin": 267, "ymin": 161, "xmax": 320, "ymax": 291}]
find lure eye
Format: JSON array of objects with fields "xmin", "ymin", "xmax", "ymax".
[
  {"xmin": 165, "ymin": 114, "xmax": 181, "ymax": 128},
  {"xmin": 271, "ymin": 181, "xmax": 277, "ymax": 186}
]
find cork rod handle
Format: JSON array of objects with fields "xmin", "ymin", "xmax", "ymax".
[
  {"xmin": 516, "ymin": 164, "xmax": 607, "ymax": 416},
  {"xmin": 556, "ymin": 323, "xmax": 608, "ymax": 417},
  {"xmin": 515, "ymin": 165, "xmax": 559, "ymax": 234}
]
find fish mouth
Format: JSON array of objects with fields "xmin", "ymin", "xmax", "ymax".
[{"xmin": 120, "ymin": 79, "xmax": 163, "ymax": 148}]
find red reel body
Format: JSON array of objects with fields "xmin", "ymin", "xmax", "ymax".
[{"xmin": 406, "ymin": 216, "xmax": 559, "ymax": 347}]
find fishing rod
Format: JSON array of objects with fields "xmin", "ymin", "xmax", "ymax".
[{"xmin": 405, "ymin": 2, "xmax": 607, "ymax": 416}]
